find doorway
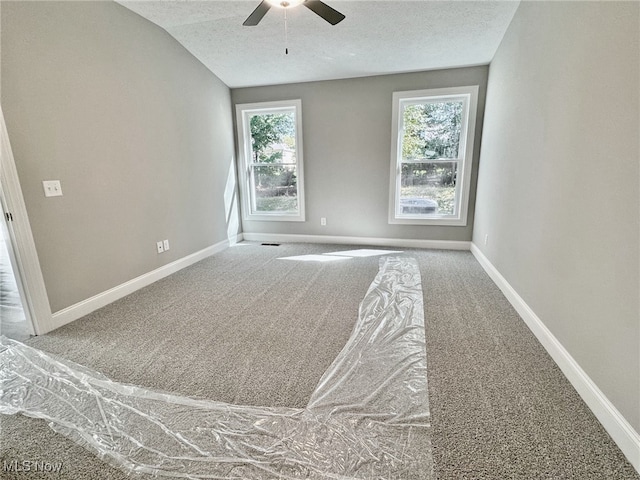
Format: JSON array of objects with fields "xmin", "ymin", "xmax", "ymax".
[
  {"xmin": 0, "ymin": 105, "xmax": 52, "ymax": 337},
  {"xmin": 0, "ymin": 199, "xmax": 32, "ymax": 340}
]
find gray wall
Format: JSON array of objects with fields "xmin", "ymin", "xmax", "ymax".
[
  {"xmin": 231, "ymin": 67, "xmax": 488, "ymax": 241},
  {"xmin": 2, "ymin": 1, "xmax": 239, "ymax": 313},
  {"xmin": 473, "ymin": 2, "xmax": 639, "ymax": 431}
]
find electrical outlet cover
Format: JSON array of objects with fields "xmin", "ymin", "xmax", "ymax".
[{"xmin": 42, "ymin": 180, "xmax": 63, "ymax": 197}]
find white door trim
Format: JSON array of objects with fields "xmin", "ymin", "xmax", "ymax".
[{"xmin": 0, "ymin": 105, "xmax": 52, "ymax": 335}]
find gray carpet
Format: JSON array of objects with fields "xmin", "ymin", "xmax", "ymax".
[{"xmin": 0, "ymin": 242, "xmax": 637, "ymax": 479}]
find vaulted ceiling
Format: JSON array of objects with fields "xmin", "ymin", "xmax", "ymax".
[{"xmin": 118, "ymin": 1, "xmax": 520, "ymax": 88}]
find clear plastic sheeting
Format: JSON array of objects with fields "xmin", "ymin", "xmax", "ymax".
[{"xmin": 0, "ymin": 257, "xmax": 433, "ymax": 479}]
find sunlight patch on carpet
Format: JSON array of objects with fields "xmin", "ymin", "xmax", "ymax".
[
  {"xmin": 278, "ymin": 248, "xmax": 404, "ymax": 262},
  {"xmin": 324, "ymin": 248, "xmax": 404, "ymax": 257},
  {"xmin": 277, "ymin": 254, "xmax": 350, "ymax": 262}
]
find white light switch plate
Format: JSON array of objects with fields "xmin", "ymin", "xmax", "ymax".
[{"xmin": 43, "ymin": 180, "xmax": 63, "ymax": 197}]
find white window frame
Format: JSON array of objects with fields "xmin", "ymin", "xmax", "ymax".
[
  {"xmin": 236, "ymin": 99, "xmax": 305, "ymax": 222},
  {"xmin": 388, "ymin": 86, "xmax": 478, "ymax": 226}
]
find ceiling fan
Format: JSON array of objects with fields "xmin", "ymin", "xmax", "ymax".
[{"xmin": 243, "ymin": 0, "xmax": 346, "ymax": 26}]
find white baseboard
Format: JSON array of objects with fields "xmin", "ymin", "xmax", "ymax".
[
  {"xmin": 470, "ymin": 242, "xmax": 640, "ymax": 473},
  {"xmin": 48, "ymin": 235, "xmax": 242, "ymax": 333},
  {"xmin": 242, "ymin": 232, "xmax": 471, "ymax": 251}
]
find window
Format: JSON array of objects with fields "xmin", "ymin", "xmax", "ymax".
[
  {"xmin": 389, "ymin": 86, "xmax": 478, "ymax": 225},
  {"xmin": 236, "ymin": 100, "xmax": 305, "ymax": 222}
]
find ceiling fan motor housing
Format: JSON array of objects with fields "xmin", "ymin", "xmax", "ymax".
[
  {"xmin": 267, "ymin": 0, "xmax": 306, "ymax": 8},
  {"xmin": 245, "ymin": 0, "xmax": 345, "ymax": 26}
]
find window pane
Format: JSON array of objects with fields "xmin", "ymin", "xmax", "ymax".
[
  {"xmin": 400, "ymin": 162, "xmax": 457, "ymax": 215},
  {"xmin": 401, "ymin": 101, "xmax": 463, "ymax": 160},
  {"xmin": 249, "ymin": 112, "xmax": 296, "ymax": 164},
  {"xmin": 252, "ymin": 165, "xmax": 298, "ymax": 213}
]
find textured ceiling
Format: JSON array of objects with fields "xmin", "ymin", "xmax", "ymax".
[{"xmin": 117, "ymin": 1, "xmax": 520, "ymax": 88}]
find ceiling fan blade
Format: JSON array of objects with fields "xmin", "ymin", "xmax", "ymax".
[
  {"xmin": 303, "ymin": 0, "xmax": 345, "ymax": 25},
  {"xmin": 243, "ymin": 1, "xmax": 272, "ymax": 26}
]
